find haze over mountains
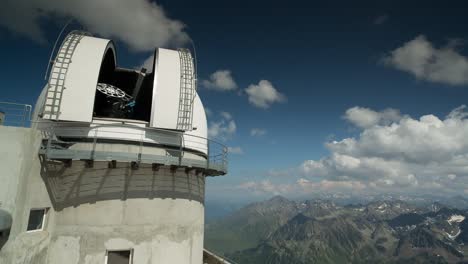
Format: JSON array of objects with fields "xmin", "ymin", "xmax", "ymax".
[{"xmin": 205, "ymin": 196, "xmax": 468, "ymax": 264}]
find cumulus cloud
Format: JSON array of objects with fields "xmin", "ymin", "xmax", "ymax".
[
  {"xmin": 140, "ymin": 54, "xmax": 155, "ymax": 72},
  {"xmin": 382, "ymin": 35, "xmax": 468, "ymax": 86},
  {"xmin": 250, "ymin": 128, "xmax": 267, "ymax": 137},
  {"xmin": 205, "ymin": 108, "xmax": 213, "ymax": 117},
  {"xmin": 236, "ymin": 178, "xmax": 366, "ymax": 197},
  {"xmin": 0, "ymin": 0, "xmax": 189, "ymax": 51},
  {"xmin": 228, "ymin": 146, "xmax": 244, "ymax": 155},
  {"xmin": 245, "ymin": 80, "xmax": 286, "ymax": 109},
  {"xmin": 344, "ymin": 107, "xmax": 403, "ymax": 128},
  {"xmin": 448, "ymin": 174, "xmax": 457, "ymax": 180},
  {"xmin": 237, "ymin": 180, "xmax": 296, "ymax": 196},
  {"xmin": 374, "ymin": 14, "xmax": 389, "ymax": 25},
  {"xmin": 299, "ymin": 105, "xmax": 468, "ymax": 196},
  {"xmin": 208, "ymin": 111, "xmax": 236, "ymax": 140},
  {"xmin": 220, "ymin": 106, "xmax": 468, "ymax": 199},
  {"xmin": 266, "ymin": 168, "xmax": 295, "ymax": 178},
  {"xmin": 296, "ymin": 178, "xmax": 366, "ymax": 193},
  {"xmin": 202, "ymin": 70, "xmax": 238, "ymax": 91},
  {"xmin": 220, "ymin": 111, "xmax": 233, "ymax": 120}
]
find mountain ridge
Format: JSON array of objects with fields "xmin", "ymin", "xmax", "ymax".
[{"xmin": 205, "ymin": 196, "xmax": 468, "ymax": 264}]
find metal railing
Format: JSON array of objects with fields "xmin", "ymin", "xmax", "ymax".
[
  {"xmin": 39, "ymin": 123, "xmax": 228, "ymax": 176},
  {"xmin": 204, "ymin": 248, "xmax": 239, "ymax": 264},
  {"xmin": 0, "ymin": 102, "xmax": 32, "ymax": 127}
]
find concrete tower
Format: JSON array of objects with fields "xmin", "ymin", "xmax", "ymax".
[{"xmin": 0, "ymin": 31, "xmax": 227, "ymax": 264}]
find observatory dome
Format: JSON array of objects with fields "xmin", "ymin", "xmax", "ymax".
[
  {"xmin": 0, "ymin": 30, "xmax": 227, "ymax": 264},
  {"xmin": 39, "ymin": 32, "xmax": 198, "ymax": 128},
  {"xmin": 35, "ymin": 31, "xmax": 225, "ymax": 174}
]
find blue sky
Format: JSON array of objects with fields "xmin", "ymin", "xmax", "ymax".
[{"xmin": 2, "ymin": 0, "xmax": 468, "ymax": 202}]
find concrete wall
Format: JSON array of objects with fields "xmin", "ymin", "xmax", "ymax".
[
  {"xmin": 48, "ymin": 198, "xmax": 204, "ymax": 264},
  {"xmin": 0, "ymin": 127, "xmax": 207, "ymax": 264},
  {"xmin": 0, "ymin": 127, "xmax": 43, "ymax": 233},
  {"xmin": 0, "ymin": 126, "xmax": 52, "ymax": 263},
  {"xmin": 45, "ymin": 162, "xmax": 206, "ymax": 264}
]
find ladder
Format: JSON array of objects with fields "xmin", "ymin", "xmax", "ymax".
[
  {"xmin": 177, "ymin": 49, "xmax": 196, "ymax": 131},
  {"xmin": 42, "ymin": 32, "xmax": 86, "ymax": 120}
]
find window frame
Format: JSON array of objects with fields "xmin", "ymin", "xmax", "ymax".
[
  {"xmin": 104, "ymin": 249, "xmax": 134, "ymax": 264},
  {"xmin": 26, "ymin": 207, "xmax": 49, "ymax": 232}
]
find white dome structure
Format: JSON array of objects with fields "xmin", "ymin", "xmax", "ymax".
[{"xmin": 0, "ymin": 31, "xmax": 227, "ymax": 264}]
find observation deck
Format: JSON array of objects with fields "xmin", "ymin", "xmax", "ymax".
[{"xmin": 38, "ymin": 123, "xmax": 228, "ymax": 176}]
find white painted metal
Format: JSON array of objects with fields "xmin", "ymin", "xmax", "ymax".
[
  {"xmin": 150, "ymin": 48, "xmax": 181, "ymax": 130},
  {"xmin": 49, "ymin": 121, "xmax": 207, "ymax": 155},
  {"xmin": 177, "ymin": 49, "xmax": 196, "ymax": 131},
  {"xmin": 184, "ymin": 94, "xmax": 208, "ymax": 154},
  {"xmin": 43, "ymin": 34, "xmax": 115, "ymax": 122},
  {"xmin": 42, "ymin": 32, "xmax": 87, "ymax": 120}
]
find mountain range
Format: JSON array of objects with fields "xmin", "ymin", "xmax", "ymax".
[{"xmin": 205, "ymin": 196, "xmax": 468, "ymax": 264}]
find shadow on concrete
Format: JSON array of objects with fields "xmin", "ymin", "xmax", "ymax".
[
  {"xmin": 0, "ymin": 209, "xmax": 12, "ymax": 250},
  {"xmin": 39, "ymin": 156, "xmax": 205, "ymax": 211},
  {"xmin": 0, "ymin": 229, "xmax": 9, "ymax": 251}
]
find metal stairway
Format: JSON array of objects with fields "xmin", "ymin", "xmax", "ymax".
[
  {"xmin": 42, "ymin": 31, "xmax": 87, "ymax": 120},
  {"xmin": 177, "ymin": 49, "xmax": 196, "ymax": 131}
]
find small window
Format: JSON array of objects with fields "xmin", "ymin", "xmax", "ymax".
[
  {"xmin": 106, "ymin": 250, "xmax": 133, "ymax": 264},
  {"xmin": 26, "ymin": 208, "xmax": 49, "ymax": 232}
]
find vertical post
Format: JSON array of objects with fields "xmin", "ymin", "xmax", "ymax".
[
  {"xmin": 206, "ymin": 139, "xmax": 210, "ymax": 170},
  {"xmin": 46, "ymin": 129, "xmax": 53, "ymax": 158},
  {"xmin": 21, "ymin": 105, "xmax": 26, "ymax": 127},
  {"xmin": 179, "ymin": 134, "xmax": 183, "ymax": 166},
  {"xmin": 138, "ymin": 133, "xmax": 143, "ymax": 163},
  {"xmin": 91, "ymin": 129, "xmax": 98, "ymax": 160},
  {"xmin": 26, "ymin": 105, "xmax": 32, "ymax": 125}
]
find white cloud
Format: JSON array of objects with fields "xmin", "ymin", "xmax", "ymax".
[
  {"xmin": 236, "ymin": 178, "xmax": 366, "ymax": 197},
  {"xmin": 374, "ymin": 15, "xmax": 389, "ymax": 25},
  {"xmin": 382, "ymin": 35, "xmax": 468, "ymax": 86},
  {"xmin": 266, "ymin": 168, "xmax": 295, "ymax": 178},
  {"xmin": 299, "ymin": 105, "xmax": 468, "ymax": 196},
  {"xmin": 237, "ymin": 180, "xmax": 295, "ymax": 196},
  {"xmin": 202, "ymin": 70, "xmax": 237, "ymax": 91},
  {"xmin": 220, "ymin": 111, "xmax": 233, "ymax": 120},
  {"xmin": 0, "ymin": 0, "xmax": 189, "ymax": 51},
  {"xmin": 140, "ymin": 55, "xmax": 155, "ymax": 72},
  {"xmin": 297, "ymin": 178, "xmax": 367, "ymax": 193},
  {"xmin": 447, "ymin": 105, "xmax": 468, "ymax": 119},
  {"xmin": 250, "ymin": 128, "xmax": 267, "ymax": 137},
  {"xmin": 205, "ymin": 108, "xmax": 213, "ymax": 117},
  {"xmin": 245, "ymin": 80, "xmax": 286, "ymax": 109},
  {"xmin": 344, "ymin": 106, "xmax": 403, "ymax": 128},
  {"xmin": 208, "ymin": 111, "xmax": 236, "ymax": 140},
  {"xmin": 228, "ymin": 146, "xmax": 244, "ymax": 155}
]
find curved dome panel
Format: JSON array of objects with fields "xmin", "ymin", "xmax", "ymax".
[
  {"xmin": 184, "ymin": 94, "xmax": 208, "ymax": 154},
  {"xmin": 150, "ymin": 48, "xmax": 181, "ymax": 129},
  {"xmin": 150, "ymin": 48, "xmax": 196, "ymax": 131},
  {"xmin": 42, "ymin": 33, "xmax": 115, "ymax": 122}
]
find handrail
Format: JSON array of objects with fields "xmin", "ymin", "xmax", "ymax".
[
  {"xmin": 40, "ymin": 121, "xmax": 227, "ymax": 148},
  {"xmin": 38, "ymin": 122, "xmax": 228, "ymax": 175},
  {"xmin": 204, "ymin": 248, "xmax": 239, "ymax": 264},
  {"xmin": 0, "ymin": 102, "xmax": 32, "ymax": 127},
  {"xmin": 44, "ymin": 19, "xmax": 73, "ymax": 81}
]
